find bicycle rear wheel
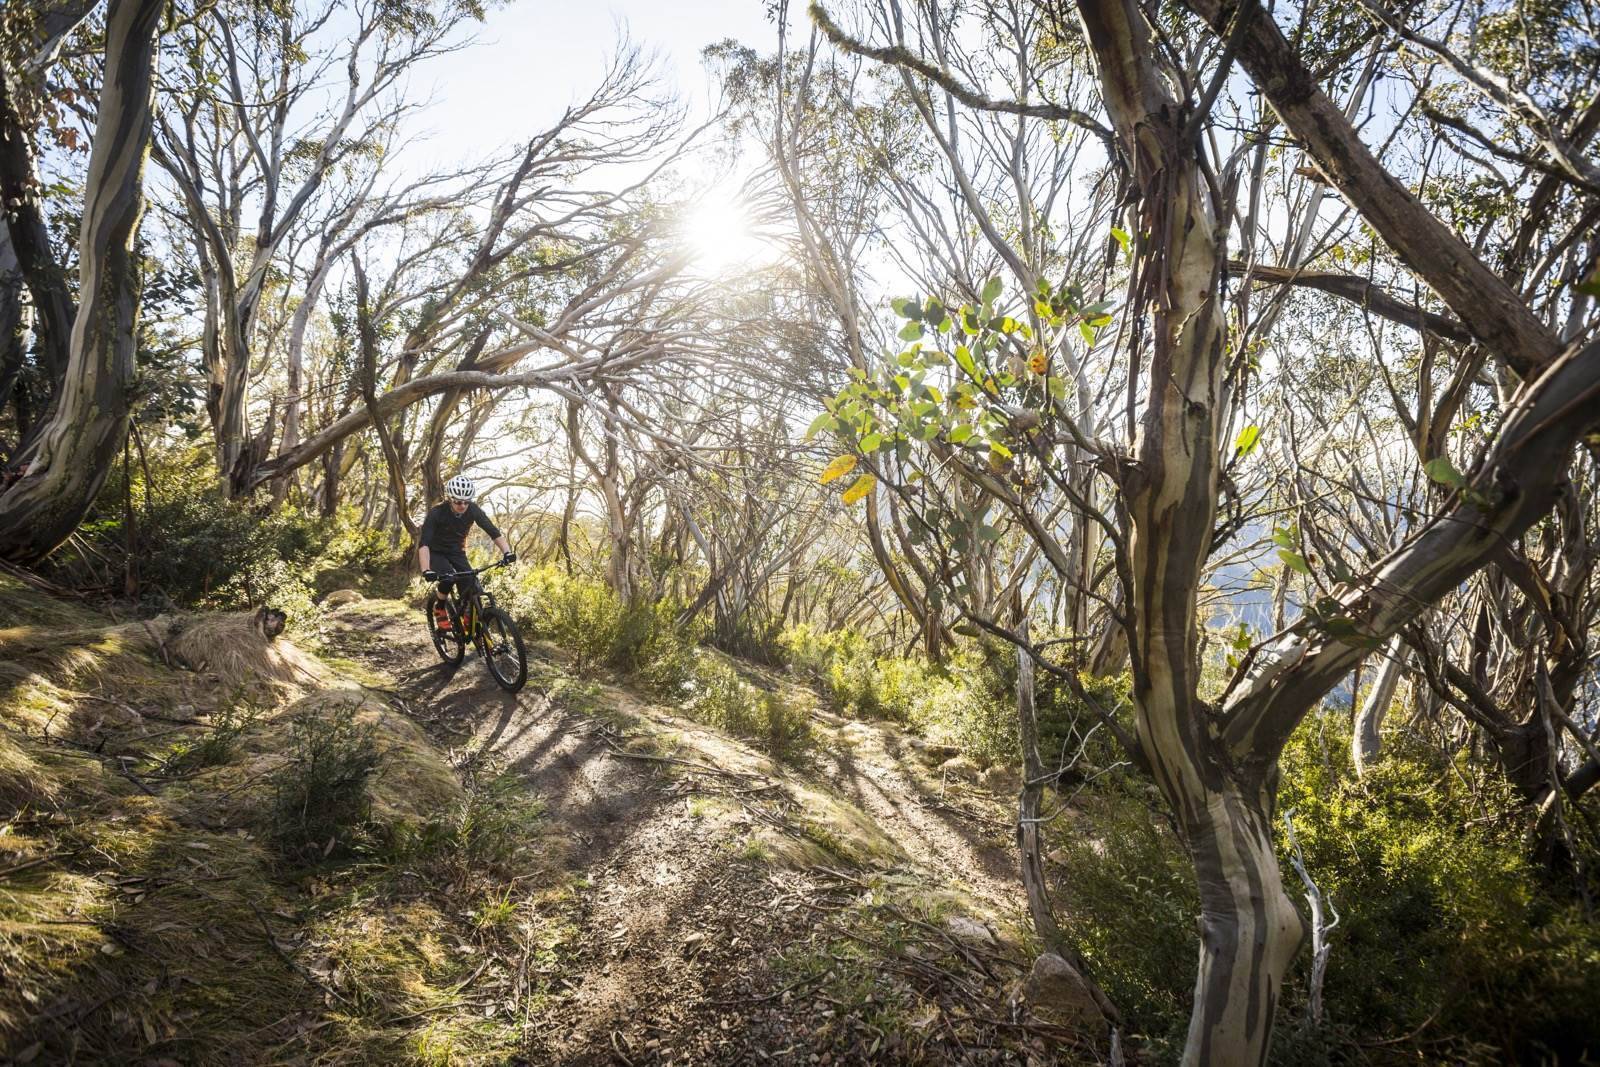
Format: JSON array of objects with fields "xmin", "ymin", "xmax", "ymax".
[
  {"xmin": 480, "ymin": 608, "xmax": 527, "ymax": 692},
  {"xmin": 428, "ymin": 599, "xmax": 465, "ymax": 666}
]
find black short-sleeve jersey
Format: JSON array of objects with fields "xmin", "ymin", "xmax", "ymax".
[{"xmin": 419, "ymin": 501, "xmax": 502, "ymax": 554}]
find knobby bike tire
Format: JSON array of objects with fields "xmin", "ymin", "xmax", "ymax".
[
  {"xmin": 428, "ymin": 599, "xmax": 465, "ymax": 666},
  {"xmin": 480, "ymin": 608, "xmax": 527, "ymax": 692}
]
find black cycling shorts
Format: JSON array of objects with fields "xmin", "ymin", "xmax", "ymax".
[{"xmin": 430, "ymin": 551, "xmax": 477, "ymax": 597}]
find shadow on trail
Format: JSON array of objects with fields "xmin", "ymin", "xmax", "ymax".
[{"xmin": 817, "ymin": 725, "xmax": 1018, "ymax": 901}]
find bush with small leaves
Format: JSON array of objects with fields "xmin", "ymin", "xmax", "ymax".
[{"xmin": 269, "ymin": 703, "xmax": 384, "ymax": 863}]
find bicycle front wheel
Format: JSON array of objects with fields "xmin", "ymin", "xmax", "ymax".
[{"xmin": 480, "ymin": 608, "xmax": 527, "ymax": 692}]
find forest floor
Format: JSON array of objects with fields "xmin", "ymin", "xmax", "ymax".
[{"xmin": 0, "ymin": 583, "xmax": 1110, "ymax": 1065}]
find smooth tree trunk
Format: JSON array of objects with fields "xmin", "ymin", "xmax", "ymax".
[
  {"xmin": 0, "ymin": 0, "xmax": 164, "ymax": 564},
  {"xmin": 1353, "ymin": 634, "xmax": 1409, "ymax": 776},
  {"xmin": 0, "ymin": 227, "xmax": 25, "ymax": 420},
  {"xmin": 352, "ymin": 256, "xmax": 416, "ymax": 543},
  {"xmin": 0, "ymin": 62, "xmax": 76, "ymax": 403},
  {"xmin": 1073, "ymin": 1, "xmax": 1309, "ymax": 1059}
]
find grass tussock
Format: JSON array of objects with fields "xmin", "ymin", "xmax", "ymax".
[
  {"xmin": 0, "ymin": 579, "xmax": 554, "ymax": 1065},
  {"xmin": 129, "ymin": 609, "xmax": 328, "ymax": 696}
]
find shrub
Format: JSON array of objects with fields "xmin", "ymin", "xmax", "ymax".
[
  {"xmin": 384, "ymin": 773, "xmax": 543, "ymax": 887},
  {"xmin": 1273, "ymin": 713, "xmax": 1600, "ymax": 1063},
  {"xmin": 270, "ymin": 703, "xmax": 384, "ymax": 862},
  {"xmin": 777, "ymin": 624, "xmax": 1020, "ymax": 765},
  {"xmin": 68, "ymin": 448, "xmax": 404, "ymax": 628},
  {"xmin": 1050, "ymin": 711, "xmax": 1600, "ymax": 1064},
  {"xmin": 155, "ymin": 689, "xmax": 263, "ymax": 776},
  {"xmin": 1050, "ymin": 779, "xmax": 1197, "ymax": 1058},
  {"xmin": 686, "ymin": 656, "xmax": 814, "ymax": 763},
  {"xmin": 505, "ymin": 564, "xmax": 700, "ymax": 693}
]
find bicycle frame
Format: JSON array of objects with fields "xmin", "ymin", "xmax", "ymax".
[{"xmin": 433, "ymin": 559, "xmax": 508, "ymax": 645}]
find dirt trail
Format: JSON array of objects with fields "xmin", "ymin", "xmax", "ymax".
[{"xmin": 325, "ymin": 599, "xmax": 1029, "ymax": 1064}]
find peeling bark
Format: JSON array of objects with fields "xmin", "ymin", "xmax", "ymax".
[{"xmin": 0, "ymin": 0, "xmax": 164, "ymax": 563}]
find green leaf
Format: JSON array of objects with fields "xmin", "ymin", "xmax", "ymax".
[
  {"xmin": 898, "ymin": 320, "xmax": 925, "ymax": 342},
  {"xmin": 989, "ymin": 441, "xmax": 1013, "ymax": 460},
  {"xmin": 1424, "ymin": 455, "xmax": 1466, "ymax": 488},
  {"xmin": 954, "ymin": 345, "xmax": 979, "ymax": 378},
  {"xmin": 859, "ymin": 432, "xmax": 883, "ymax": 453},
  {"xmin": 1078, "ymin": 321, "xmax": 1096, "ymax": 345},
  {"xmin": 1110, "ymin": 226, "xmax": 1131, "ymax": 254},
  {"xmin": 804, "ymin": 412, "xmax": 837, "ymax": 441},
  {"xmin": 981, "ymin": 276, "xmax": 1003, "ymax": 304},
  {"xmin": 891, "ymin": 297, "xmax": 923, "ymax": 320},
  {"xmin": 977, "ymin": 524, "xmax": 1002, "ymax": 543},
  {"xmin": 948, "ymin": 424, "xmax": 974, "ymax": 444},
  {"xmin": 1234, "ymin": 424, "xmax": 1261, "ymax": 457},
  {"xmin": 1277, "ymin": 548, "xmax": 1311, "ymax": 575},
  {"xmin": 1271, "ymin": 525, "xmax": 1296, "ymax": 549}
]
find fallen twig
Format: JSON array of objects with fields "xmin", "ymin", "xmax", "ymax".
[
  {"xmin": 0, "ymin": 850, "xmax": 78, "ymax": 879},
  {"xmin": 600, "ymin": 740, "xmax": 764, "ymax": 781}
]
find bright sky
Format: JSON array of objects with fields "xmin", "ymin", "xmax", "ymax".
[{"xmin": 409, "ymin": 0, "xmax": 780, "ymax": 172}]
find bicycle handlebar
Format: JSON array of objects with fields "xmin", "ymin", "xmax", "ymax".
[{"xmin": 433, "ymin": 558, "xmax": 512, "ymax": 581}]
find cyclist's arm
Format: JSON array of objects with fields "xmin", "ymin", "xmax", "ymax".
[
  {"xmin": 468, "ymin": 504, "xmax": 509, "ymax": 556},
  {"xmin": 418, "ymin": 506, "xmax": 438, "ymax": 569}
]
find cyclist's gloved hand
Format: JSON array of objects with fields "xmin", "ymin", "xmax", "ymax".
[
  {"xmin": 422, "ymin": 569, "xmax": 437, "ymax": 582},
  {"xmin": 502, "ymin": 552, "xmax": 517, "ymax": 564}
]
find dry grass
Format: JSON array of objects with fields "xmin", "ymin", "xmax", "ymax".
[{"xmin": 0, "ymin": 577, "xmax": 542, "ymax": 1064}]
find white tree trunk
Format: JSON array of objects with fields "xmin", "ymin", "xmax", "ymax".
[
  {"xmin": 0, "ymin": 0, "xmax": 163, "ymax": 563},
  {"xmin": 1354, "ymin": 634, "xmax": 1409, "ymax": 777}
]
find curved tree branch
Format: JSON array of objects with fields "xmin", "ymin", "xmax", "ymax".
[{"xmin": 808, "ymin": 2, "xmax": 1112, "ymax": 142}]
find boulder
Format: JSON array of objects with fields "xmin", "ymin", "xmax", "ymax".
[
  {"xmin": 322, "ymin": 589, "xmax": 364, "ymax": 607},
  {"xmin": 978, "ymin": 764, "xmax": 1019, "ymax": 794},
  {"xmin": 937, "ymin": 755, "xmax": 979, "ymax": 781},
  {"xmin": 944, "ymin": 915, "xmax": 997, "ymax": 949},
  {"xmin": 1017, "ymin": 952, "xmax": 1105, "ymax": 1029}
]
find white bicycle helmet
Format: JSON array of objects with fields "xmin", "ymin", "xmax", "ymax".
[{"xmin": 445, "ymin": 474, "xmax": 476, "ymax": 502}]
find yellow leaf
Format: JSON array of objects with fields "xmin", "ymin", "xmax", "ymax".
[
  {"xmin": 841, "ymin": 473, "xmax": 876, "ymax": 505},
  {"xmin": 819, "ymin": 454, "xmax": 857, "ymax": 485},
  {"xmin": 1028, "ymin": 350, "xmax": 1048, "ymax": 375}
]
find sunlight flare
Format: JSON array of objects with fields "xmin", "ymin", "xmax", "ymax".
[{"xmin": 680, "ymin": 196, "xmax": 769, "ymax": 273}]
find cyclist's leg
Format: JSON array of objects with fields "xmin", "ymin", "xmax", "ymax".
[{"xmin": 436, "ymin": 551, "xmax": 472, "ymax": 608}]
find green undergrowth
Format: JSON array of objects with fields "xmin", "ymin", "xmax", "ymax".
[
  {"xmin": 502, "ymin": 565, "xmax": 819, "ymax": 763},
  {"xmin": 0, "ymin": 576, "xmax": 564, "ymax": 1064},
  {"xmin": 52, "ymin": 447, "xmax": 404, "ymax": 633},
  {"xmin": 1048, "ymin": 710, "xmax": 1600, "ymax": 1065}
]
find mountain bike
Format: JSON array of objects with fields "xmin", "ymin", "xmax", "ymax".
[{"xmin": 426, "ymin": 559, "xmax": 528, "ymax": 692}]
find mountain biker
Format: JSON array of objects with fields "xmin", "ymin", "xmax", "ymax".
[{"xmin": 419, "ymin": 474, "xmax": 515, "ymax": 627}]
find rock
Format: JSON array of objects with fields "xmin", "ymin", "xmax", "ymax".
[
  {"xmin": 978, "ymin": 765, "xmax": 1019, "ymax": 793},
  {"xmin": 944, "ymin": 915, "xmax": 996, "ymax": 948},
  {"xmin": 1019, "ymin": 952, "xmax": 1105, "ymax": 1029},
  {"xmin": 937, "ymin": 755, "xmax": 979, "ymax": 781},
  {"xmin": 322, "ymin": 589, "xmax": 364, "ymax": 607},
  {"xmin": 915, "ymin": 742, "xmax": 962, "ymax": 766}
]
